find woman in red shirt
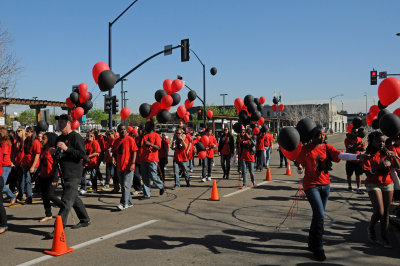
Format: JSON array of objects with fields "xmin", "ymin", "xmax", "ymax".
[
  {"xmin": 363, "ymin": 131, "xmax": 400, "ymax": 248},
  {"xmin": 0, "ymin": 145, "xmax": 7, "ymax": 234},
  {"xmin": 12, "ymin": 127, "xmax": 25, "ymax": 201},
  {"xmin": 38, "ymin": 132, "xmax": 63, "ymax": 223},
  {"xmin": 0, "ymin": 128, "xmax": 16, "ymax": 204},
  {"xmin": 103, "ymin": 129, "xmax": 116, "ymax": 189},
  {"xmin": 21, "ymin": 127, "xmax": 41, "ymax": 204},
  {"xmin": 158, "ymin": 133, "xmax": 170, "ymax": 182},
  {"xmin": 239, "ymin": 128, "xmax": 256, "ymax": 188},
  {"xmin": 80, "ymin": 133, "xmax": 101, "ymax": 194}
]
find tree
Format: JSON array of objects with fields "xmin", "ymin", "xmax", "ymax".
[
  {"xmin": 86, "ymin": 109, "xmax": 108, "ymax": 124},
  {"xmin": 18, "ymin": 109, "xmax": 35, "ymax": 125}
]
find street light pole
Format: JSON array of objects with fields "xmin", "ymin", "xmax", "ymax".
[
  {"xmin": 220, "ymin": 93, "xmax": 228, "ymax": 114},
  {"xmin": 364, "ymin": 92, "xmax": 368, "ymax": 117},
  {"xmin": 1, "ymin": 87, "xmax": 7, "ymax": 125},
  {"xmin": 120, "ymin": 78, "xmax": 127, "ymax": 109},
  {"xmin": 273, "ymin": 91, "xmax": 282, "ymax": 136},
  {"xmin": 329, "ymin": 93, "xmax": 343, "ymax": 132}
]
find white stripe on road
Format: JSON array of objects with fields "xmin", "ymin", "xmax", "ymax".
[
  {"xmin": 17, "ymin": 220, "xmax": 158, "ymax": 266},
  {"xmin": 223, "ymin": 181, "xmax": 270, "ymax": 198}
]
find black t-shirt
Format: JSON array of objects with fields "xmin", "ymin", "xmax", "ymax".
[{"xmin": 56, "ymin": 131, "xmax": 85, "ymax": 181}]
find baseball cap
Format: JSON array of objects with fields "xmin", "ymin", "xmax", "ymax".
[{"xmin": 55, "ymin": 114, "xmax": 72, "ymax": 122}]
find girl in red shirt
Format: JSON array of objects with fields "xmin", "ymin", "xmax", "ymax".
[
  {"xmin": 80, "ymin": 133, "xmax": 101, "ymax": 194},
  {"xmin": 12, "ymin": 127, "xmax": 25, "ymax": 200},
  {"xmin": 0, "ymin": 128, "xmax": 16, "ymax": 204},
  {"xmin": 239, "ymin": 128, "xmax": 256, "ymax": 188},
  {"xmin": 363, "ymin": 131, "xmax": 400, "ymax": 248},
  {"xmin": 103, "ymin": 129, "xmax": 116, "ymax": 189}
]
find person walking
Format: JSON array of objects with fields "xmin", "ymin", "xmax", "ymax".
[
  {"xmin": 264, "ymin": 128, "xmax": 274, "ymax": 168},
  {"xmin": 103, "ymin": 130, "xmax": 116, "ymax": 190},
  {"xmin": 201, "ymin": 128, "xmax": 218, "ymax": 182},
  {"xmin": 255, "ymin": 131, "xmax": 266, "ymax": 171},
  {"xmin": 218, "ymin": 127, "xmax": 234, "ymax": 179},
  {"xmin": 0, "ymin": 128, "xmax": 16, "ymax": 204},
  {"xmin": 80, "ymin": 132, "xmax": 101, "ymax": 194},
  {"xmin": 171, "ymin": 128, "xmax": 190, "ymax": 189},
  {"xmin": 239, "ymin": 128, "xmax": 257, "ymax": 188},
  {"xmin": 0, "ymin": 146, "xmax": 7, "ymax": 234},
  {"xmin": 158, "ymin": 133, "xmax": 169, "ymax": 182},
  {"xmin": 344, "ymin": 127, "xmax": 365, "ymax": 193}
]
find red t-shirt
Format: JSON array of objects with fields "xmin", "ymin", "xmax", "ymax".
[
  {"xmin": 240, "ymin": 139, "xmax": 255, "ymax": 162},
  {"xmin": 220, "ymin": 136, "xmax": 231, "ymax": 156},
  {"xmin": 256, "ymin": 134, "xmax": 265, "ymax": 151},
  {"xmin": 173, "ymin": 138, "xmax": 189, "ymax": 162},
  {"xmin": 141, "ymin": 132, "xmax": 162, "ymax": 162},
  {"xmin": 363, "ymin": 151, "xmax": 394, "ymax": 185},
  {"xmin": 390, "ymin": 145, "xmax": 400, "ymax": 170},
  {"xmin": 112, "ymin": 135, "xmax": 138, "ymax": 172},
  {"xmin": 296, "ymin": 143, "xmax": 341, "ymax": 191},
  {"xmin": 85, "ymin": 139, "xmax": 101, "ymax": 167},
  {"xmin": 40, "ymin": 148, "xmax": 55, "ymax": 178},
  {"xmin": 159, "ymin": 137, "xmax": 170, "ymax": 159},
  {"xmin": 22, "ymin": 138, "xmax": 41, "ymax": 167},
  {"xmin": 1, "ymin": 141, "xmax": 12, "ymax": 166},
  {"xmin": 264, "ymin": 133, "xmax": 274, "ymax": 147},
  {"xmin": 206, "ymin": 135, "xmax": 218, "ymax": 158},
  {"xmin": 104, "ymin": 138, "xmax": 115, "ymax": 163},
  {"xmin": 95, "ymin": 134, "xmax": 105, "ymax": 151},
  {"xmin": 134, "ymin": 136, "xmax": 143, "ymax": 164},
  {"xmin": 344, "ymin": 136, "xmax": 365, "ymax": 163},
  {"xmin": 12, "ymin": 141, "xmax": 24, "ymax": 167}
]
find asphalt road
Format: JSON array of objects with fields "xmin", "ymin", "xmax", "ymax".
[{"xmin": 1, "ymin": 133, "xmax": 400, "ymax": 265}]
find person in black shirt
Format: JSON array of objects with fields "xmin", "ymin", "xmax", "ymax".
[{"xmin": 45, "ymin": 114, "xmax": 90, "ymax": 239}]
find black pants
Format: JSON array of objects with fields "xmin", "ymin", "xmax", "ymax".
[
  {"xmin": 0, "ymin": 176, "xmax": 7, "ymax": 229},
  {"xmin": 7, "ymin": 167, "xmax": 18, "ymax": 193},
  {"xmin": 39, "ymin": 178, "xmax": 63, "ymax": 217},
  {"xmin": 158, "ymin": 157, "xmax": 167, "ymax": 181},
  {"xmin": 221, "ymin": 155, "xmax": 231, "ymax": 178},
  {"xmin": 279, "ymin": 150, "xmax": 287, "ymax": 167},
  {"xmin": 202, "ymin": 157, "xmax": 213, "ymax": 178},
  {"xmin": 58, "ymin": 179, "xmax": 90, "ymax": 228}
]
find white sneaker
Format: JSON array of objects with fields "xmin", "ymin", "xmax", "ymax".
[
  {"xmin": 190, "ymin": 169, "xmax": 193, "ymax": 173},
  {"xmin": 207, "ymin": 177, "xmax": 211, "ymax": 181},
  {"xmin": 79, "ymin": 190, "xmax": 87, "ymax": 195},
  {"xmin": 125, "ymin": 204, "xmax": 133, "ymax": 208},
  {"xmin": 201, "ymin": 178, "xmax": 206, "ymax": 182},
  {"xmin": 100, "ymin": 180, "xmax": 105, "ymax": 186},
  {"xmin": 117, "ymin": 204, "xmax": 126, "ymax": 211}
]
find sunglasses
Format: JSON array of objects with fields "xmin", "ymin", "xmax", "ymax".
[{"xmin": 17, "ymin": 130, "xmax": 22, "ymax": 132}]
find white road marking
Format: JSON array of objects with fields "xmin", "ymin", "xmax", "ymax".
[
  {"xmin": 17, "ymin": 220, "xmax": 158, "ymax": 266},
  {"xmin": 223, "ymin": 181, "xmax": 270, "ymax": 197}
]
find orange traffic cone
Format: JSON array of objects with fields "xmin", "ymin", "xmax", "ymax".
[
  {"xmin": 265, "ymin": 167, "xmax": 272, "ymax": 181},
  {"xmin": 285, "ymin": 162, "xmax": 292, "ymax": 176},
  {"xmin": 209, "ymin": 180, "xmax": 220, "ymax": 201},
  {"xmin": 44, "ymin": 215, "xmax": 74, "ymax": 256}
]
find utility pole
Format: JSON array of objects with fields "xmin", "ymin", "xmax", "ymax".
[{"xmin": 220, "ymin": 93, "xmax": 228, "ymax": 114}]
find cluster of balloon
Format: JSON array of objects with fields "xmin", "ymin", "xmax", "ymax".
[
  {"xmin": 92, "ymin": 62, "xmax": 117, "ymax": 92},
  {"xmin": 196, "ymin": 135, "xmax": 210, "ymax": 159},
  {"xmin": 66, "ymin": 83, "xmax": 94, "ymax": 130},
  {"xmin": 232, "ymin": 95, "xmax": 265, "ymax": 134},
  {"xmin": 127, "ymin": 126, "xmax": 139, "ymax": 135},
  {"xmin": 345, "ymin": 117, "xmax": 365, "ymax": 138},
  {"xmin": 272, "ymin": 104, "xmax": 285, "ymax": 112}
]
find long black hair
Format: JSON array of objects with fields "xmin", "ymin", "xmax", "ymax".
[
  {"xmin": 44, "ymin": 132, "xmax": 57, "ymax": 149},
  {"xmin": 365, "ymin": 131, "xmax": 384, "ymax": 155}
]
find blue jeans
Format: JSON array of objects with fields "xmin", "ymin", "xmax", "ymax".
[
  {"xmin": 202, "ymin": 157, "xmax": 214, "ymax": 178},
  {"xmin": 117, "ymin": 170, "xmax": 133, "ymax": 206},
  {"xmin": 2, "ymin": 166, "xmax": 15, "ymax": 199},
  {"xmin": 304, "ymin": 184, "xmax": 330, "ymax": 251},
  {"xmin": 173, "ymin": 161, "xmax": 190, "ymax": 187},
  {"xmin": 81, "ymin": 167, "xmax": 97, "ymax": 191},
  {"xmin": 141, "ymin": 162, "xmax": 163, "ymax": 198},
  {"xmin": 22, "ymin": 166, "xmax": 36, "ymax": 198},
  {"xmin": 0, "ymin": 176, "xmax": 7, "ymax": 230},
  {"xmin": 241, "ymin": 161, "xmax": 255, "ymax": 186},
  {"xmin": 189, "ymin": 159, "xmax": 194, "ymax": 171},
  {"xmin": 264, "ymin": 146, "xmax": 271, "ymax": 168}
]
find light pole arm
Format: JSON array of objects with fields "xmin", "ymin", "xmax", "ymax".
[
  {"xmin": 189, "ymin": 48, "xmax": 205, "ymax": 67},
  {"xmin": 183, "ymin": 84, "xmax": 205, "ymax": 105},
  {"xmin": 111, "ymin": 0, "xmax": 139, "ymax": 25}
]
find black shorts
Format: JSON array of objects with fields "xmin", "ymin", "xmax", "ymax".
[{"xmin": 345, "ymin": 161, "xmax": 363, "ymax": 176}]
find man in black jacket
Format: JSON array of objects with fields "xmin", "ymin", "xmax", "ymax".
[
  {"xmin": 218, "ymin": 127, "xmax": 235, "ymax": 179},
  {"xmin": 45, "ymin": 114, "xmax": 90, "ymax": 239}
]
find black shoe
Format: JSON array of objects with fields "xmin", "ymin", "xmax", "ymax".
[
  {"xmin": 159, "ymin": 188, "xmax": 165, "ymax": 195},
  {"xmin": 279, "ymin": 165, "xmax": 283, "ymax": 168},
  {"xmin": 186, "ymin": 181, "xmax": 191, "ymax": 187},
  {"xmin": 139, "ymin": 196, "xmax": 150, "ymax": 200},
  {"xmin": 44, "ymin": 231, "xmax": 54, "ymax": 239},
  {"xmin": 313, "ymin": 249, "xmax": 326, "ymax": 261},
  {"xmin": 71, "ymin": 221, "xmax": 91, "ymax": 229},
  {"xmin": 25, "ymin": 197, "xmax": 33, "ymax": 204}
]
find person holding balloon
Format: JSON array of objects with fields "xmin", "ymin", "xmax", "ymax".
[
  {"xmin": 80, "ymin": 132, "xmax": 101, "ymax": 194},
  {"xmin": 218, "ymin": 127, "xmax": 234, "ymax": 179},
  {"xmin": 201, "ymin": 128, "xmax": 218, "ymax": 182}
]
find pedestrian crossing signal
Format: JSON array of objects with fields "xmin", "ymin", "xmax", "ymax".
[{"xmin": 370, "ymin": 70, "xmax": 377, "ymax": 85}]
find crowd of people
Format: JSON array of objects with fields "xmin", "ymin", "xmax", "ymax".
[{"xmin": 1, "ymin": 114, "xmax": 400, "ymax": 262}]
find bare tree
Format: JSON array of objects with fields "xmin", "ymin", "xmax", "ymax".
[
  {"xmin": 0, "ymin": 22, "xmax": 23, "ymax": 98},
  {"xmin": 284, "ymin": 104, "xmax": 329, "ymax": 128}
]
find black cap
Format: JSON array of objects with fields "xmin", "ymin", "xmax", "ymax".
[{"xmin": 55, "ymin": 114, "xmax": 72, "ymax": 122}]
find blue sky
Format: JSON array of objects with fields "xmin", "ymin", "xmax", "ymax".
[{"xmin": 1, "ymin": 0, "xmax": 400, "ymax": 115}]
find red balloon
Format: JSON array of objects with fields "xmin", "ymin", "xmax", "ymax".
[
  {"xmin": 253, "ymin": 127, "xmax": 260, "ymax": 135},
  {"xmin": 378, "ymin": 77, "xmax": 400, "ymax": 106},
  {"xmin": 201, "ymin": 135, "xmax": 209, "ymax": 146},
  {"xmin": 278, "ymin": 104, "xmax": 285, "ymax": 111},
  {"xmin": 185, "ymin": 99, "xmax": 194, "ymax": 109},
  {"xmin": 127, "ymin": 126, "xmax": 133, "ymax": 133},
  {"xmin": 92, "ymin": 62, "xmax": 110, "ymax": 84},
  {"xmin": 120, "ymin": 107, "xmax": 131, "ymax": 120},
  {"xmin": 71, "ymin": 120, "xmax": 80, "ymax": 130},
  {"xmin": 78, "ymin": 83, "xmax": 88, "ymax": 94},
  {"xmin": 366, "ymin": 114, "xmax": 375, "ymax": 126},
  {"xmin": 258, "ymin": 117, "xmax": 265, "ymax": 126},
  {"xmin": 198, "ymin": 150, "xmax": 206, "ymax": 160},
  {"xmin": 281, "ymin": 142, "xmax": 302, "ymax": 161},
  {"xmin": 163, "ymin": 79, "xmax": 173, "ymax": 94},
  {"xmin": 272, "ymin": 104, "xmax": 278, "ymax": 111},
  {"xmin": 161, "ymin": 95, "xmax": 173, "ymax": 109},
  {"xmin": 207, "ymin": 110, "xmax": 213, "ymax": 119},
  {"xmin": 369, "ymin": 105, "xmax": 380, "ymax": 117},
  {"xmin": 74, "ymin": 107, "xmax": 84, "ymax": 119},
  {"xmin": 66, "ymin": 98, "xmax": 74, "ymax": 109},
  {"xmin": 79, "ymin": 91, "xmax": 90, "ymax": 103},
  {"xmin": 148, "ymin": 102, "xmax": 161, "ymax": 118},
  {"xmin": 184, "ymin": 114, "xmax": 189, "ymax": 122},
  {"xmin": 171, "ymin": 79, "xmax": 184, "ymax": 93},
  {"xmin": 177, "ymin": 105, "xmax": 187, "ymax": 118},
  {"xmin": 346, "ymin": 124, "xmax": 354, "ymax": 133},
  {"xmin": 234, "ymin": 98, "xmax": 244, "ymax": 110},
  {"xmin": 394, "ymin": 108, "xmax": 400, "ymax": 118},
  {"xmin": 259, "ymin": 96, "xmax": 265, "ymax": 104},
  {"xmin": 196, "ymin": 136, "xmax": 201, "ymax": 142},
  {"xmin": 132, "ymin": 127, "xmax": 138, "ymax": 135}
]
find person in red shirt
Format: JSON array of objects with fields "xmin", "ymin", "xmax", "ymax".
[
  {"xmin": 112, "ymin": 124, "xmax": 137, "ymax": 210},
  {"xmin": 158, "ymin": 133, "xmax": 170, "ymax": 182},
  {"xmin": 363, "ymin": 131, "xmax": 400, "ymax": 248},
  {"xmin": 201, "ymin": 128, "xmax": 218, "ymax": 182},
  {"xmin": 255, "ymin": 131, "xmax": 266, "ymax": 171},
  {"xmin": 93, "ymin": 129, "xmax": 106, "ymax": 187},
  {"xmin": 103, "ymin": 129, "xmax": 116, "ymax": 190},
  {"xmin": 0, "ymin": 144, "xmax": 6, "ymax": 234},
  {"xmin": 21, "ymin": 127, "xmax": 41, "ymax": 204},
  {"xmin": 264, "ymin": 128, "xmax": 274, "ymax": 168},
  {"xmin": 140, "ymin": 121, "xmax": 164, "ymax": 199},
  {"xmin": 218, "ymin": 127, "xmax": 234, "ymax": 179},
  {"xmin": 38, "ymin": 132, "xmax": 63, "ymax": 223},
  {"xmin": 12, "ymin": 127, "xmax": 25, "ymax": 200},
  {"xmin": 80, "ymin": 132, "xmax": 101, "ymax": 194},
  {"xmin": 344, "ymin": 127, "xmax": 365, "ymax": 193},
  {"xmin": 239, "ymin": 128, "xmax": 256, "ymax": 188},
  {"xmin": 0, "ymin": 128, "xmax": 16, "ymax": 204},
  {"xmin": 171, "ymin": 128, "xmax": 190, "ymax": 188}
]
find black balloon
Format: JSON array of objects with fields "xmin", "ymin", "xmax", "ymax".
[
  {"xmin": 139, "ymin": 103, "xmax": 151, "ymax": 118},
  {"xmin": 378, "ymin": 100, "xmax": 387, "ymax": 110},
  {"xmin": 257, "ymin": 104, "xmax": 263, "ymax": 112},
  {"xmin": 378, "ymin": 109, "xmax": 390, "ymax": 121},
  {"xmin": 278, "ymin": 127, "xmax": 300, "ymax": 152},
  {"xmin": 70, "ymin": 92, "xmax": 79, "ymax": 104},
  {"xmin": 296, "ymin": 118, "xmax": 316, "ymax": 144},
  {"xmin": 171, "ymin": 93, "xmax": 181, "ymax": 106},
  {"xmin": 188, "ymin": 90, "xmax": 197, "ymax": 102},
  {"xmin": 88, "ymin": 92, "xmax": 92, "ymax": 101},
  {"xmin": 155, "ymin": 89, "xmax": 167, "ymax": 102},
  {"xmin": 244, "ymin": 95, "xmax": 254, "ymax": 107},
  {"xmin": 189, "ymin": 114, "xmax": 194, "ymax": 120},
  {"xmin": 380, "ymin": 113, "xmax": 400, "ymax": 138},
  {"xmin": 82, "ymin": 100, "xmax": 93, "ymax": 111},
  {"xmin": 239, "ymin": 110, "xmax": 248, "ymax": 124},
  {"xmin": 149, "ymin": 116, "xmax": 155, "ymax": 122},
  {"xmin": 357, "ymin": 127, "xmax": 366, "ymax": 138},
  {"xmin": 247, "ymin": 102, "xmax": 257, "ymax": 114},
  {"xmin": 98, "ymin": 70, "xmax": 117, "ymax": 92},
  {"xmin": 254, "ymin": 98, "xmax": 260, "ymax": 106},
  {"xmin": 37, "ymin": 120, "xmax": 49, "ymax": 132},
  {"xmin": 352, "ymin": 117, "xmax": 362, "ymax": 129},
  {"xmin": 157, "ymin": 110, "xmax": 171, "ymax": 123},
  {"xmin": 371, "ymin": 119, "xmax": 380, "ymax": 129},
  {"xmin": 196, "ymin": 142, "xmax": 206, "ymax": 151},
  {"xmin": 210, "ymin": 67, "xmax": 217, "ymax": 76},
  {"xmin": 261, "ymin": 125, "xmax": 268, "ymax": 133},
  {"xmin": 251, "ymin": 111, "xmax": 262, "ymax": 121},
  {"xmin": 233, "ymin": 123, "xmax": 242, "ymax": 133}
]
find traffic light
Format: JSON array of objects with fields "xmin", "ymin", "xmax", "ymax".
[
  {"xmin": 370, "ymin": 70, "xmax": 377, "ymax": 85},
  {"xmin": 197, "ymin": 109, "xmax": 202, "ymax": 120},
  {"xmin": 104, "ymin": 95, "xmax": 111, "ymax": 113},
  {"xmin": 112, "ymin": 95, "xmax": 119, "ymax": 115},
  {"xmin": 181, "ymin": 39, "xmax": 190, "ymax": 62}
]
